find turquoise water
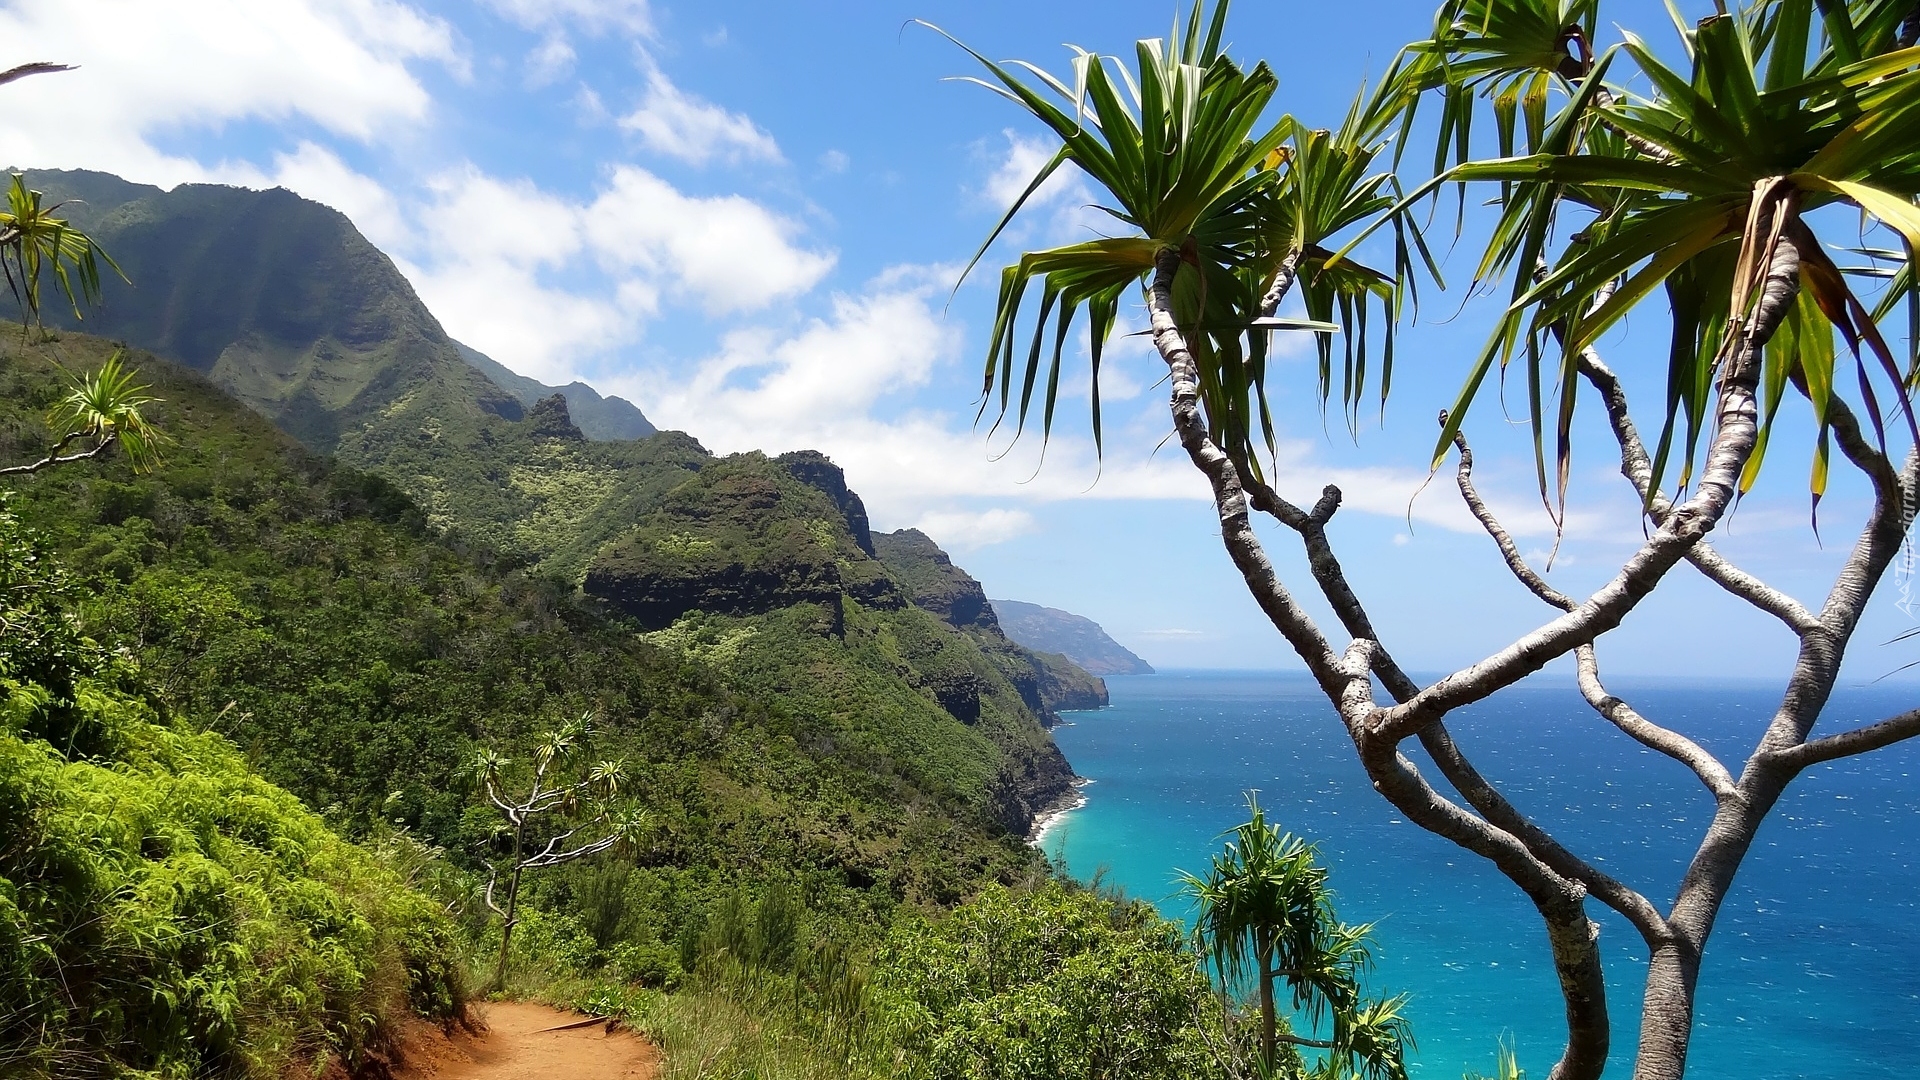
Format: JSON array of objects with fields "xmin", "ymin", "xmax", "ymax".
[{"xmin": 1040, "ymin": 672, "xmax": 1920, "ymax": 1079}]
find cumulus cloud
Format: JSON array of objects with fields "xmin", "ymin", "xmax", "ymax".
[
  {"xmin": 619, "ymin": 67, "xmax": 782, "ymax": 166},
  {"xmin": 586, "ymin": 166, "xmax": 832, "ymax": 311},
  {"xmin": 912, "ymin": 509, "xmax": 1037, "ymax": 551},
  {"xmin": 983, "ymin": 129, "xmax": 1083, "ymax": 211},
  {"xmin": 0, "ymin": 0, "xmax": 459, "ymax": 186},
  {"xmin": 386, "ymin": 164, "xmax": 831, "ymax": 383},
  {"xmin": 249, "ymin": 142, "xmax": 415, "ymax": 254},
  {"xmin": 978, "ymin": 130, "xmax": 1110, "ymax": 247},
  {"xmin": 524, "ymin": 33, "xmax": 578, "ymax": 86},
  {"xmin": 616, "ymin": 262, "xmax": 1581, "ymax": 552}
]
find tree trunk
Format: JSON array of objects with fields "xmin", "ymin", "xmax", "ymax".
[
  {"xmin": 1259, "ymin": 943, "xmax": 1277, "ymax": 1073},
  {"xmin": 494, "ymin": 820, "xmax": 527, "ymax": 991}
]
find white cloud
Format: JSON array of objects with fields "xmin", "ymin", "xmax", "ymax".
[
  {"xmin": 525, "ymin": 33, "xmax": 577, "ymax": 86},
  {"xmin": 482, "ymin": 0, "xmax": 651, "ymax": 35},
  {"xmin": 619, "ymin": 67, "xmax": 782, "ymax": 166},
  {"xmin": 0, "ymin": 0, "xmax": 459, "ymax": 187},
  {"xmin": 912, "ymin": 509, "xmax": 1037, "ymax": 551},
  {"xmin": 384, "ymin": 163, "xmax": 830, "ymax": 383},
  {"xmin": 819, "ymin": 149, "xmax": 851, "ymax": 174},
  {"xmin": 254, "ymin": 142, "xmax": 414, "ymax": 254},
  {"xmin": 586, "ymin": 165, "xmax": 832, "ymax": 311},
  {"xmin": 984, "ymin": 129, "xmax": 1082, "ymax": 211}
]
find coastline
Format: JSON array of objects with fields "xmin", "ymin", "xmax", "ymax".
[{"xmin": 1026, "ymin": 777, "xmax": 1091, "ymax": 845}]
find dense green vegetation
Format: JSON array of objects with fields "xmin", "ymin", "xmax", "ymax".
[
  {"xmin": 0, "ymin": 163, "xmax": 1380, "ymax": 1078},
  {"xmin": 0, "ymin": 333, "xmax": 1163, "ymax": 1072},
  {"xmin": 876, "ymin": 882, "xmax": 1242, "ymax": 1080},
  {"xmin": 0, "ymin": 499, "xmax": 464, "ymax": 1079}
]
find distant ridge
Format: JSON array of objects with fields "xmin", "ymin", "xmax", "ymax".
[
  {"xmin": 990, "ymin": 599, "xmax": 1154, "ymax": 676},
  {"xmin": 454, "ymin": 341, "xmax": 655, "ymax": 441}
]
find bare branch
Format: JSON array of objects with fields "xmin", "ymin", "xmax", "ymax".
[
  {"xmin": 1257, "ymin": 248, "xmax": 1305, "ymax": 320},
  {"xmin": 1453, "ymin": 426, "xmax": 1573, "ymax": 609},
  {"xmin": 522, "ymin": 834, "xmax": 620, "ymax": 869},
  {"xmin": 1416, "ymin": 722, "xmax": 1671, "ymax": 945},
  {"xmin": 1577, "ymin": 645, "xmax": 1738, "ymax": 800},
  {"xmin": 1146, "ymin": 249, "xmax": 1349, "ymax": 697},
  {"xmin": 1580, "ymin": 354, "xmax": 1819, "ymax": 635},
  {"xmin": 1774, "ymin": 707, "xmax": 1920, "ymax": 769},
  {"xmin": 0, "ymin": 431, "xmax": 114, "ymax": 477},
  {"xmin": 483, "ymin": 865, "xmax": 507, "ymax": 919}
]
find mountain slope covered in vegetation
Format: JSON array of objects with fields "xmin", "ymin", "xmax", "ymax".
[{"xmin": 0, "ymin": 489, "xmax": 464, "ymax": 1080}]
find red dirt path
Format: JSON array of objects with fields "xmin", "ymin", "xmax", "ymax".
[{"xmin": 394, "ymin": 1001, "xmax": 660, "ymax": 1080}]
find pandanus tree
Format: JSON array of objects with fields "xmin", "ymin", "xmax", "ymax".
[
  {"xmin": 946, "ymin": 0, "xmax": 1920, "ymax": 1077},
  {"xmin": 474, "ymin": 713, "xmax": 642, "ymax": 990},
  {"xmin": 1181, "ymin": 795, "xmax": 1410, "ymax": 1080},
  {"xmin": 0, "ymin": 350, "xmax": 165, "ymax": 476}
]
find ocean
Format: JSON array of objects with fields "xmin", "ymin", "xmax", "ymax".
[{"xmin": 1037, "ymin": 671, "xmax": 1920, "ymax": 1079}]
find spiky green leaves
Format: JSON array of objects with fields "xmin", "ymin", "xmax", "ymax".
[
  {"xmin": 0, "ymin": 173, "xmax": 124, "ymax": 325},
  {"xmin": 1180, "ymin": 794, "xmax": 1412, "ymax": 1080},
  {"xmin": 944, "ymin": 1, "xmax": 1416, "ymax": 474},
  {"xmin": 51, "ymin": 351, "xmax": 165, "ymax": 474},
  {"xmin": 1398, "ymin": 0, "xmax": 1920, "ymax": 521}
]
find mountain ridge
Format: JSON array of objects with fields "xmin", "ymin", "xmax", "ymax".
[{"xmin": 990, "ymin": 598, "xmax": 1155, "ymax": 677}]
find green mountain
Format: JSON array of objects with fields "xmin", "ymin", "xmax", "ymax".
[
  {"xmin": 454, "ymin": 340, "xmax": 656, "ymax": 441},
  {"xmin": 11, "ymin": 167, "xmax": 1097, "ymax": 841},
  {"xmin": 874, "ymin": 529, "xmax": 1108, "ymax": 710},
  {"xmin": 0, "ymin": 331, "xmax": 1055, "ymax": 916},
  {"xmin": 27, "ymin": 168, "xmax": 655, "ymax": 448},
  {"xmin": 990, "ymin": 598, "xmax": 1155, "ymax": 676},
  {"xmin": 23, "ymin": 169, "xmax": 520, "ymax": 455}
]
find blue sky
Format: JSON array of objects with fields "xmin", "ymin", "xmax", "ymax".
[{"xmin": 7, "ymin": 0, "xmax": 1917, "ymax": 683}]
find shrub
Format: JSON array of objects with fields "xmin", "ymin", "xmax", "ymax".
[{"xmin": 0, "ymin": 503, "xmax": 465, "ymax": 1079}]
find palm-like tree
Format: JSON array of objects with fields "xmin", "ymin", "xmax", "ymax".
[
  {"xmin": 0, "ymin": 172, "xmax": 123, "ymax": 328},
  {"xmin": 1181, "ymin": 795, "xmax": 1409, "ymax": 1080},
  {"xmin": 928, "ymin": 2, "xmax": 1421, "ymax": 471},
  {"xmin": 1382, "ymin": 0, "xmax": 1920, "ymax": 516},
  {"xmin": 957, "ymin": 1, "xmax": 1920, "ymax": 1078},
  {"xmin": 474, "ymin": 713, "xmax": 639, "ymax": 990},
  {"xmin": 1, "ymin": 350, "xmax": 164, "ymax": 476}
]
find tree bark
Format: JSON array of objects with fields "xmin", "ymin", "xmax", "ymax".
[
  {"xmin": 494, "ymin": 816, "xmax": 527, "ymax": 991},
  {"xmin": 1259, "ymin": 941, "xmax": 1278, "ymax": 1073}
]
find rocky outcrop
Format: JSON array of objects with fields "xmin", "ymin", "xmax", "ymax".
[
  {"xmin": 583, "ymin": 458, "xmax": 884, "ymax": 631},
  {"xmin": 872, "ymin": 528, "xmax": 1000, "ymax": 633},
  {"xmin": 874, "ymin": 529, "xmax": 1109, "ymax": 715},
  {"xmin": 778, "ymin": 450, "xmax": 875, "ymax": 555},
  {"xmin": 524, "ymin": 394, "xmax": 585, "ymax": 441}
]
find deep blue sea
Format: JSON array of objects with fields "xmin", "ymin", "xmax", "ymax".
[{"xmin": 1038, "ymin": 672, "xmax": 1920, "ymax": 1079}]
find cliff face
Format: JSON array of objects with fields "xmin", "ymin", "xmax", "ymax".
[
  {"xmin": 871, "ymin": 528, "xmax": 999, "ymax": 632},
  {"xmin": 584, "ymin": 457, "xmax": 898, "ymax": 631},
  {"xmin": 874, "ymin": 529, "xmax": 1109, "ymax": 714},
  {"xmin": 583, "ymin": 455, "xmax": 1073, "ymax": 835}
]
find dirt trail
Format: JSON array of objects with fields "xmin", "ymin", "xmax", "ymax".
[{"xmin": 395, "ymin": 1001, "xmax": 660, "ymax": 1080}]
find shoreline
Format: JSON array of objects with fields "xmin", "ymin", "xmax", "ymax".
[{"xmin": 1026, "ymin": 777, "xmax": 1091, "ymax": 846}]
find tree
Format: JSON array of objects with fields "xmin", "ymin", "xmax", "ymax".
[
  {"xmin": 0, "ymin": 349, "xmax": 164, "ymax": 476},
  {"xmin": 0, "ymin": 170, "xmax": 123, "ymax": 328},
  {"xmin": 874, "ymin": 881, "xmax": 1235, "ymax": 1080},
  {"xmin": 949, "ymin": 1, "xmax": 1920, "ymax": 1078},
  {"xmin": 473, "ymin": 713, "xmax": 640, "ymax": 991},
  {"xmin": 1181, "ymin": 795, "xmax": 1410, "ymax": 1080}
]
